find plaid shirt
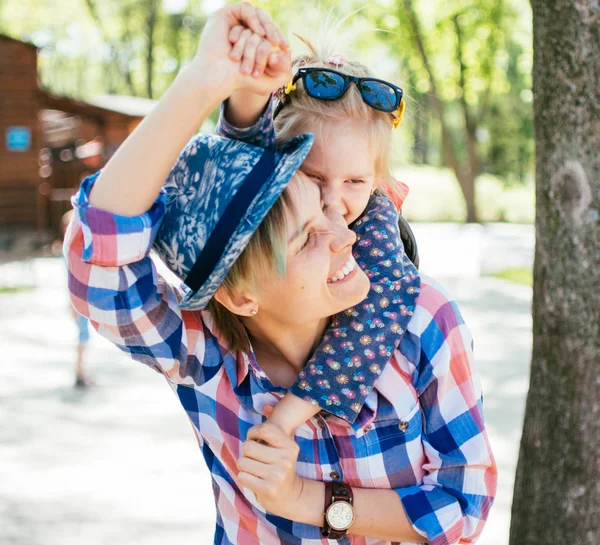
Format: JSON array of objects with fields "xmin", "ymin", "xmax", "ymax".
[{"xmin": 65, "ymin": 174, "xmax": 496, "ymax": 545}]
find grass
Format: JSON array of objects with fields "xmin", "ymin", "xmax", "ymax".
[
  {"xmin": 488, "ymin": 267, "xmax": 533, "ymax": 287},
  {"xmin": 0, "ymin": 285, "xmax": 36, "ymax": 294},
  {"xmin": 393, "ymin": 165, "xmax": 535, "ymax": 224}
]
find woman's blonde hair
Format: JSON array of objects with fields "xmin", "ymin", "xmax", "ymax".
[
  {"xmin": 275, "ymin": 35, "xmax": 399, "ymax": 197},
  {"xmin": 206, "ymin": 186, "xmax": 293, "ymax": 353}
]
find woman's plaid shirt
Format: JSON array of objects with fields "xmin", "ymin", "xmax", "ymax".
[{"xmin": 65, "ymin": 174, "xmax": 496, "ymax": 545}]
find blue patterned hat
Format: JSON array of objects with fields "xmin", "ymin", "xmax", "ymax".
[{"xmin": 153, "ymin": 132, "xmax": 314, "ymax": 311}]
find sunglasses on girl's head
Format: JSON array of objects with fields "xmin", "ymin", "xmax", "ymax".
[{"xmin": 275, "ymin": 67, "xmax": 404, "ymax": 117}]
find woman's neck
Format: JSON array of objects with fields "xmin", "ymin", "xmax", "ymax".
[{"xmin": 243, "ymin": 316, "xmax": 330, "ymax": 388}]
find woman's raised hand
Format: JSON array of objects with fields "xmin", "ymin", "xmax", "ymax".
[{"xmin": 191, "ymin": 2, "xmax": 291, "ymax": 98}]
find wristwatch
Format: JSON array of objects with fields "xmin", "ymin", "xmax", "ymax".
[{"xmin": 321, "ymin": 481, "xmax": 355, "ymax": 539}]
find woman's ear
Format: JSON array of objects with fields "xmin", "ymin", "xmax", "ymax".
[{"xmin": 214, "ymin": 286, "xmax": 258, "ymax": 317}]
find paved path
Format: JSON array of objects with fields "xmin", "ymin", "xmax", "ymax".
[
  {"xmin": 410, "ymin": 222, "xmax": 534, "ymax": 277},
  {"xmin": 0, "ymin": 246, "xmax": 533, "ymax": 545}
]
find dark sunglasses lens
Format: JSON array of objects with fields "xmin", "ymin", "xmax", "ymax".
[
  {"xmin": 360, "ymin": 80, "xmax": 400, "ymax": 112},
  {"xmin": 304, "ymin": 71, "xmax": 347, "ymax": 99}
]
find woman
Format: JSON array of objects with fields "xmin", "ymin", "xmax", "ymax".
[{"xmin": 65, "ymin": 3, "xmax": 496, "ymax": 544}]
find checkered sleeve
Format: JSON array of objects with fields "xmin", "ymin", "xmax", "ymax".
[
  {"xmin": 395, "ymin": 282, "xmax": 497, "ymax": 545},
  {"xmin": 290, "ymin": 195, "xmax": 421, "ymax": 423},
  {"xmin": 64, "ymin": 172, "xmax": 189, "ymax": 375},
  {"xmin": 215, "ymin": 96, "xmax": 277, "ymax": 150}
]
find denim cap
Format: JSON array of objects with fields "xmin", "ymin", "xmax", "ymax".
[{"xmin": 153, "ymin": 132, "xmax": 314, "ymax": 311}]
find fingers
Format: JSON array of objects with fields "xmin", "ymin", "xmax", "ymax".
[
  {"xmin": 230, "ymin": 28, "xmax": 252, "ymax": 62},
  {"xmin": 237, "ymin": 455, "xmax": 274, "ymax": 480},
  {"xmin": 238, "ymin": 471, "xmax": 270, "ymax": 496},
  {"xmin": 236, "ymin": 1, "xmax": 266, "ymax": 38},
  {"xmin": 228, "ymin": 25, "xmax": 245, "ymax": 44},
  {"xmin": 253, "ymin": 39, "xmax": 275, "ymax": 78},
  {"xmin": 241, "ymin": 33, "xmax": 263, "ymax": 75},
  {"xmin": 231, "ymin": 31, "xmax": 282, "ymax": 78},
  {"xmin": 238, "ymin": 467, "xmax": 289, "ymax": 499},
  {"xmin": 256, "ymin": 7, "xmax": 289, "ymax": 49},
  {"xmin": 237, "ymin": 450, "xmax": 294, "ymax": 501},
  {"xmin": 242, "ymin": 439, "xmax": 290, "ymax": 466},
  {"xmin": 265, "ymin": 48, "xmax": 291, "ymax": 79},
  {"xmin": 247, "ymin": 422, "xmax": 294, "ymax": 449}
]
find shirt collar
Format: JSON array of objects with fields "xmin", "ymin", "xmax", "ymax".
[
  {"xmin": 200, "ymin": 309, "xmax": 264, "ymax": 387},
  {"xmin": 200, "ymin": 309, "xmax": 381, "ymax": 429}
]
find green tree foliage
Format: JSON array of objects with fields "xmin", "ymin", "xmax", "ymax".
[
  {"xmin": 0, "ymin": 0, "xmax": 535, "ymax": 215},
  {"xmin": 0, "ymin": 0, "xmax": 206, "ymax": 98},
  {"xmin": 367, "ymin": 0, "xmax": 533, "ymax": 219}
]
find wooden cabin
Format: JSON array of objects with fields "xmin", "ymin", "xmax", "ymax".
[{"xmin": 0, "ymin": 34, "xmax": 155, "ymax": 236}]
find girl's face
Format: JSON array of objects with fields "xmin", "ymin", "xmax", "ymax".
[
  {"xmin": 255, "ymin": 172, "xmax": 370, "ymax": 325},
  {"xmin": 299, "ymin": 119, "xmax": 378, "ymax": 225}
]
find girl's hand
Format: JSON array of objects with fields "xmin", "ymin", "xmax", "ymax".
[
  {"xmin": 228, "ymin": 24, "xmax": 291, "ymax": 82},
  {"xmin": 190, "ymin": 2, "xmax": 289, "ymax": 97},
  {"xmin": 219, "ymin": 11, "xmax": 291, "ymax": 128},
  {"xmin": 237, "ymin": 418, "xmax": 304, "ymax": 518},
  {"xmin": 266, "ymin": 393, "xmax": 320, "ymax": 435}
]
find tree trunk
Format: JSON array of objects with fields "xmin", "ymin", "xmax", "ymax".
[
  {"xmin": 145, "ymin": 0, "xmax": 158, "ymax": 99},
  {"xmin": 509, "ymin": 1, "xmax": 600, "ymax": 544},
  {"xmin": 404, "ymin": 63, "xmax": 428, "ymax": 165},
  {"xmin": 457, "ymin": 171, "xmax": 477, "ymax": 224},
  {"xmin": 84, "ymin": 0, "xmax": 138, "ymax": 97},
  {"xmin": 403, "ymin": 0, "xmax": 479, "ymax": 222}
]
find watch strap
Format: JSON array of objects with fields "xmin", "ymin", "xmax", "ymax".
[{"xmin": 321, "ymin": 481, "xmax": 354, "ymax": 539}]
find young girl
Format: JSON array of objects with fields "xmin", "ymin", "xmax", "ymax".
[{"xmin": 216, "ymin": 31, "xmax": 421, "ymax": 432}]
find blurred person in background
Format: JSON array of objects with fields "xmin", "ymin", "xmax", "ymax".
[{"xmin": 54, "ymin": 209, "xmax": 95, "ymax": 389}]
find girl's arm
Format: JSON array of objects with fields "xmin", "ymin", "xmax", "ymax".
[
  {"xmin": 215, "ymin": 32, "xmax": 291, "ymax": 150},
  {"xmin": 216, "ymin": 95, "xmax": 278, "ymax": 150},
  {"xmin": 221, "ymin": 21, "xmax": 290, "ymax": 129}
]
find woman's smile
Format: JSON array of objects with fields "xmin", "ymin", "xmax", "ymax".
[{"xmin": 327, "ymin": 254, "xmax": 358, "ymax": 283}]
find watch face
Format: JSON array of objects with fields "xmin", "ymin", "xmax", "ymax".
[{"xmin": 326, "ymin": 501, "xmax": 354, "ymax": 531}]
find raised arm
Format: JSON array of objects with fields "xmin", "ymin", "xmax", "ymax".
[
  {"xmin": 215, "ymin": 25, "xmax": 291, "ymax": 149},
  {"xmin": 65, "ymin": 2, "xmax": 288, "ymax": 376},
  {"xmin": 222, "ymin": 18, "xmax": 289, "ymax": 129}
]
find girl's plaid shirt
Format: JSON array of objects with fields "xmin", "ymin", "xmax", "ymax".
[{"xmin": 65, "ymin": 172, "xmax": 497, "ymax": 545}]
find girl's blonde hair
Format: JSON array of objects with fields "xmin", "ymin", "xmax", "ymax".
[
  {"xmin": 206, "ymin": 186, "xmax": 293, "ymax": 353},
  {"xmin": 275, "ymin": 35, "xmax": 400, "ymax": 199}
]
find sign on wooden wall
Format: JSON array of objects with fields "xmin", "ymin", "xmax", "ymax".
[{"xmin": 5, "ymin": 127, "xmax": 31, "ymax": 152}]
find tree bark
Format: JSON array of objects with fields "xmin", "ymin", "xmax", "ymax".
[
  {"xmin": 509, "ymin": 1, "xmax": 600, "ymax": 544},
  {"xmin": 453, "ymin": 13, "xmax": 479, "ymax": 224}
]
